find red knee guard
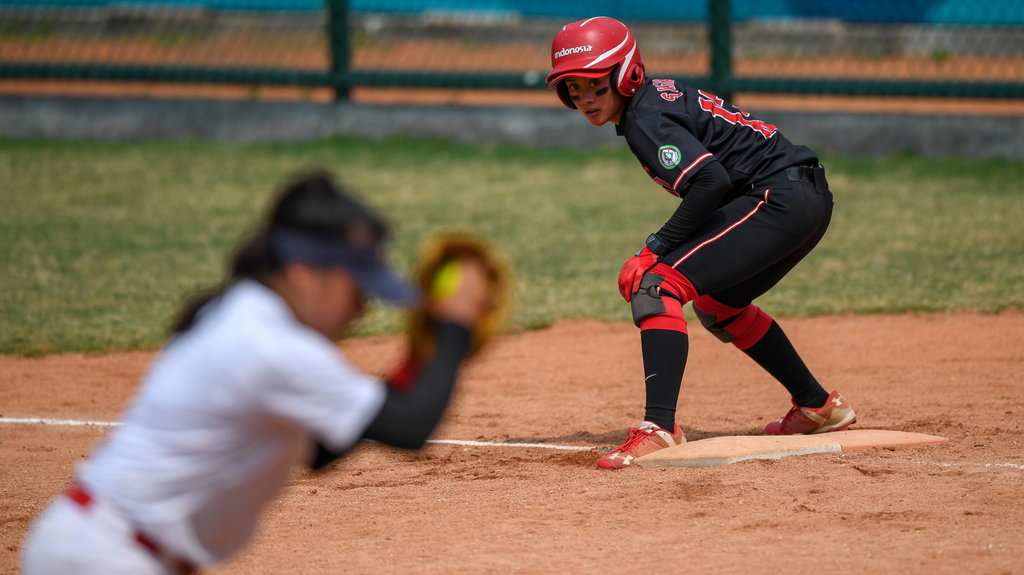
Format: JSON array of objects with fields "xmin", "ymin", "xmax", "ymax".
[
  {"xmin": 693, "ymin": 297, "xmax": 773, "ymax": 350},
  {"xmin": 635, "ymin": 264, "xmax": 697, "ymax": 333},
  {"xmin": 638, "ymin": 295, "xmax": 688, "ymax": 333}
]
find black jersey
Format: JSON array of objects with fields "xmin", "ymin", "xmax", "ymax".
[{"xmin": 616, "ymin": 78, "xmax": 818, "ymax": 200}]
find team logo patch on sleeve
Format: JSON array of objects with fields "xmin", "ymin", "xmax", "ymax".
[{"xmin": 658, "ymin": 145, "xmax": 681, "ymax": 170}]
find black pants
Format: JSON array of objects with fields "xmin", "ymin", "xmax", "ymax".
[{"xmin": 665, "ymin": 165, "xmax": 833, "ymax": 308}]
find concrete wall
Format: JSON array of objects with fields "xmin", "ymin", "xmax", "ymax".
[{"xmin": 1, "ymin": 95, "xmax": 1020, "ymax": 160}]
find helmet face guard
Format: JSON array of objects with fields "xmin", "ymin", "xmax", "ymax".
[{"xmin": 546, "ymin": 17, "xmax": 645, "ymax": 109}]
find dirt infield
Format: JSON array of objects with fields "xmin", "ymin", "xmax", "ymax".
[{"xmin": 2, "ymin": 312, "xmax": 1023, "ymax": 574}]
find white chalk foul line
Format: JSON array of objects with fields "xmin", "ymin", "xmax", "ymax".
[
  {"xmin": 0, "ymin": 417, "xmax": 596, "ymax": 452},
  {"xmin": 426, "ymin": 439, "xmax": 595, "ymax": 452},
  {"xmin": 899, "ymin": 457, "xmax": 1024, "ymax": 471},
  {"xmin": 1, "ymin": 417, "xmax": 119, "ymax": 427},
  {"xmin": 4, "ymin": 417, "xmax": 1021, "ymax": 465}
]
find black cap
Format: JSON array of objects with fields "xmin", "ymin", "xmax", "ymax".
[{"xmin": 269, "ymin": 170, "xmax": 419, "ymax": 307}]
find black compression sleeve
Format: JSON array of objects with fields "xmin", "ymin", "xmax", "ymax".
[
  {"xmin": 362, "ymin": 321, "xmax": 472, "ymax": 447},
  {"xmin": 655, "ymin": 160, "xmax": 731, "ymax": 249},
  {"xmin": 309, "ymin": 321, "xmax": 472, "ymax": 470}
]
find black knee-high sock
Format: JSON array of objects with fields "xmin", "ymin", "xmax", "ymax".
[
  {"xmin": 641, "ymin": 329, "xmax": 689, "ymax": 430},
  {"xmin": 742, "ymin": 321, "xmax": 829, "ymax": 407}
]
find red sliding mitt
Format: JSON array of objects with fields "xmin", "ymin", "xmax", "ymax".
[{"xmin": 617, "ymin": 247, "xmax": 659, "ymax": 302}]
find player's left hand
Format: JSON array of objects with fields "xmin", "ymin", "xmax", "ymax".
[
  {"xmin": 406, "ymin": 233, "xmax": 510, "ymax": 362},
  {"xmin": 617, "ymin": 247, "xmax": 659, "ymax": 302}
]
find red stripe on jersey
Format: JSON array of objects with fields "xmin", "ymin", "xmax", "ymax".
[
  {"xmin": 671, "ymin": 152, "xmax": 714, "ymax": 193},
  {"xmin": 653, "ymin": 176, "xmax": 678, "ymax": 196},
  {"xmin": 669, "ymin": 188, "xmax": 771, "ymax": 269}
]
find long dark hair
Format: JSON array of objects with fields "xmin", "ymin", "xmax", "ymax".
[{"xmin": 170, "ymin": 169, "xmax": 386, "ymax": 335}]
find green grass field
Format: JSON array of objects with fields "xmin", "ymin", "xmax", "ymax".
[{"xmin": 2, "ymin": 137, "xmax": 1021, "ymax": 355}]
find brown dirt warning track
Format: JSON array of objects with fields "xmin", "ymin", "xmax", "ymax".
[{"xmin": 2, "ymin": 312, "xmax": 1023, "ymax": 574}]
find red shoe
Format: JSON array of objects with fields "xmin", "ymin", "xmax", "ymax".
[
  {"xmin": 596, "ymin": 421, "xmax": 684, "ymax": 469},
  {"xmin": 764, "ymin": 390, "xmax": 857, "ymax": 435}
]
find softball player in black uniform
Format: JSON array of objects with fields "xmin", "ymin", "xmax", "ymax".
[{"xmin": 546, "ymin": 17, "xmax": 857, "ymax": 469}]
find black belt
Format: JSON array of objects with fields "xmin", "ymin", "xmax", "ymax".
[
  {"xmin": 785, "ymin": 164, "xmax": 823, "ymax": 183},
  {"xmin": 66, "ymin": 482, "xmax": 199, "ymax": 575},
  {"xmin": 784, "ymin": 163, "xmax": 827, "ymax": 192}
]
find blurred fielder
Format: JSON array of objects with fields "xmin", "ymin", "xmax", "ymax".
[{"xmin": 21, "ymin": 169, "xmax": 506, "ymax": 573}]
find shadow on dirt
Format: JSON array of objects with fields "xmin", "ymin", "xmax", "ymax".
[{"xmin": 505, "ymin": 426, "xmax": 764, "ymax": 447}]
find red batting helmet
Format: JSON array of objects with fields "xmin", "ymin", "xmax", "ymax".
[{"xmin": 545, "ymin": 16, "xmax": 645, "ymax": 109}]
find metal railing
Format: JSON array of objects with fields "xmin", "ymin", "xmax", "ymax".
[{"xmin": 1, "ymin": 0, "xmax": 1021, "ymax": 101}]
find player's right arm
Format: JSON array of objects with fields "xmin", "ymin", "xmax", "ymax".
[
  {"xmin": 624, "ymin": 108, "xmax": 731, "ymax": 256},
  {"xmin": 648, "ymin": 160, "xmax": 731, "ymax": 254}
]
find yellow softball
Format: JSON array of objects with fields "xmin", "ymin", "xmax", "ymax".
[{"xmin": 431, "ymin": 259, "xmax": 462, "ymax": 299}]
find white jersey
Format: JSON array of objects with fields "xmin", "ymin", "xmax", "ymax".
[{"xmin": 77, "ymin": 279, "xmax": 386, "ymax": 565}]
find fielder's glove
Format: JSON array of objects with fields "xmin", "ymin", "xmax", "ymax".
[{"xmin": 405, "ymin": 232, "xmax": 510, "ymax": 365}]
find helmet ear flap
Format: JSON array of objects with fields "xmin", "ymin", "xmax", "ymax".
[
  {"xmin": 555, "ymin": 81, "xmax": 577, "ymax": 109},
  {"xmin": 617, "ymin": 62, "xmax": 645, "ymax": 97}
]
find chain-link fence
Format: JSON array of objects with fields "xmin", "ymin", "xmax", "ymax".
[{"xmin": 1, "ymin": 0, "xmax": 1021, "ymax": 101}]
